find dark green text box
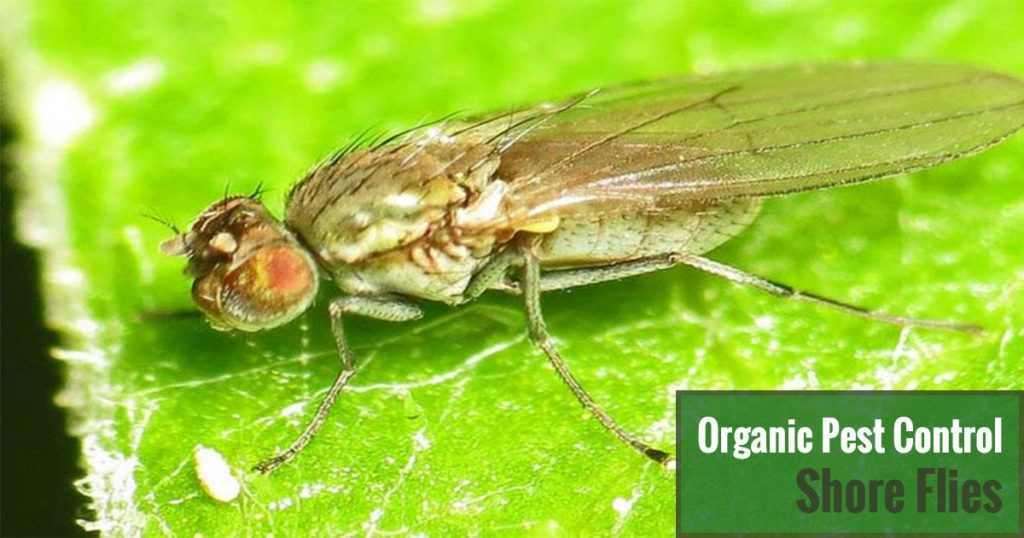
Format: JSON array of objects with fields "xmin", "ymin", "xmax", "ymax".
[{"xmin": 676, "ymin": 391, "xmax": 1021, "ymax": 535}]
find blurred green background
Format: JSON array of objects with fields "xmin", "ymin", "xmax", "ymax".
[{"xmin": 3, "ymin": 0, "xmax": 1022, "ymax": 535}]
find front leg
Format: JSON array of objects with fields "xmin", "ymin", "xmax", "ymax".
[{"xmin": 253, "ymin": 296, "xmax": 422, "ymax": 474}]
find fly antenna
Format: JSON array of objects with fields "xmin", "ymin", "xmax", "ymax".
[{"xmin": 141, "ymin": 210, "xmax": 181, "ymax": 234}]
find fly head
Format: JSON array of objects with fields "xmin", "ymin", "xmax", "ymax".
[{"xmin": 160, "ymin": 196, "xmax": 319, "ymax": 332}]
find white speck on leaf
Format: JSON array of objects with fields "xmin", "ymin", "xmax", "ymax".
[
  {"xmin": 280, "ymin": 401, "xmax": 306, "ymax": 417},
  {"xmin": 244, "ymin": 42, "xmax": 285, "ymax": 64},
  {"xmin": 71, "ymin": 318, "xmax": 101, "ymax": 338},
  {"xmin": 32, "ymin": 80, "xmax": 95, "ymax": 148},
  {"xmin": 51, "ymin": 267, "xmax": 84, "ymax": 287},
  {"xmin": 418, "ymin": 0, "xmax": 456, "ymax": 21},
  {"xmin": 193, "ymin": 445, "xmax": 240, "ymax": 503},
  {"xmin": 611, "ymin": 487, "xmax": 644, "ymax": 533},
  {"xmin": 268, "ymin": 497, "xmax": 294, "ymax": 511},
  {"xmin": 754, "ymin": 315, "xmax": 776, "ymax": 330},
  {"xmin": 298, "ymin": 482, "xmax": 326, "ymax": 499},
  {"xmin": 104, "ymin": 59, "xmax": 165, "ymax": 95},
  {"xmin": 51, "ymin": 347, "xmax": 107, "ymax": 368},
  {"xmin": 611, "ymin": 495, "xmax": 635, "ymax": 517},
  {"xmin": 304, "ymin": 59, "xmax": 347, "ymax": 92},
  {"xmin": 412, "ymin": 430, "xmax": 431, "ymax": 452}
]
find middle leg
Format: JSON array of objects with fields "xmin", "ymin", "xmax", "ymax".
[{"xmin": 520, "ymin": 246, "xmax": 674, "ymax": 467}]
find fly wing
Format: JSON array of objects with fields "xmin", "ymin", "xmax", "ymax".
[{"xmin": 479, "ymin": 63, "xmax": 1024, "ymax": 223}]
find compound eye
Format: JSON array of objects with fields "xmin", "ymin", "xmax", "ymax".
[{"xmin": 193, "ymin": 243, "xmax": 319, "ymax": 332}]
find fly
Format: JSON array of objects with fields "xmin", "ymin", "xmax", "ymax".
[{"xmin": 160, "ymin": 63, "xmax": 1024, "ymax": 473}]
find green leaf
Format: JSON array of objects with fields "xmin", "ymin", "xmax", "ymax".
[{"xmin": 7, "ymin": 0, "xmax": 1023, "ymax": 534}]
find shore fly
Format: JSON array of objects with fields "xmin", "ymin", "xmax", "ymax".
[{"xmin": 160, "ymin": 63, "xmax": 1024, "ymax": 473}]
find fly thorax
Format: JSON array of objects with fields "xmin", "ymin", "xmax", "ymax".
[{"xmin": 285, "ymin": 139, "xmax": 506, "ymax": 301}]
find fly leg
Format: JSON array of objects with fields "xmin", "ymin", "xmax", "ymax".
[
  {"xmin": 535, "ymin": 253, "xmax": 681, "ymax": 292},
  {"xmin": 520, "ymin": 247, "xmax": 674, "ymax": 468},
  {"xmin": 678, "ymin": 254, "xmax": 980, "ymax": 333},
  {"xmin": 253, "ymin": 296, "xmax": 423, "ymax": 474},
  {"xmin": 493, "ymin": 253, "xmax": 681, "ymax": 295},
  {"xmin": 469, "ymin": 250, "xmax": 677, "ymax": 297},
  {"xmin": 515, "ymin": 252, "xmax": 977, "ymax": 333},
  {"xmin": 463, "ymin": 246, "xmax": 521, "ymax": 300}
]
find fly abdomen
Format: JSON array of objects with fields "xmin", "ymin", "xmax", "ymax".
[{"xmin": 535, "ymin": 198, "xmax": 762, "ymax": 269}]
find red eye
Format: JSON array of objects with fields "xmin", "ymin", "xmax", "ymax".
[{"xmin": 193, "ymin": 244, "xmax": 319, "ymax": 332}]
